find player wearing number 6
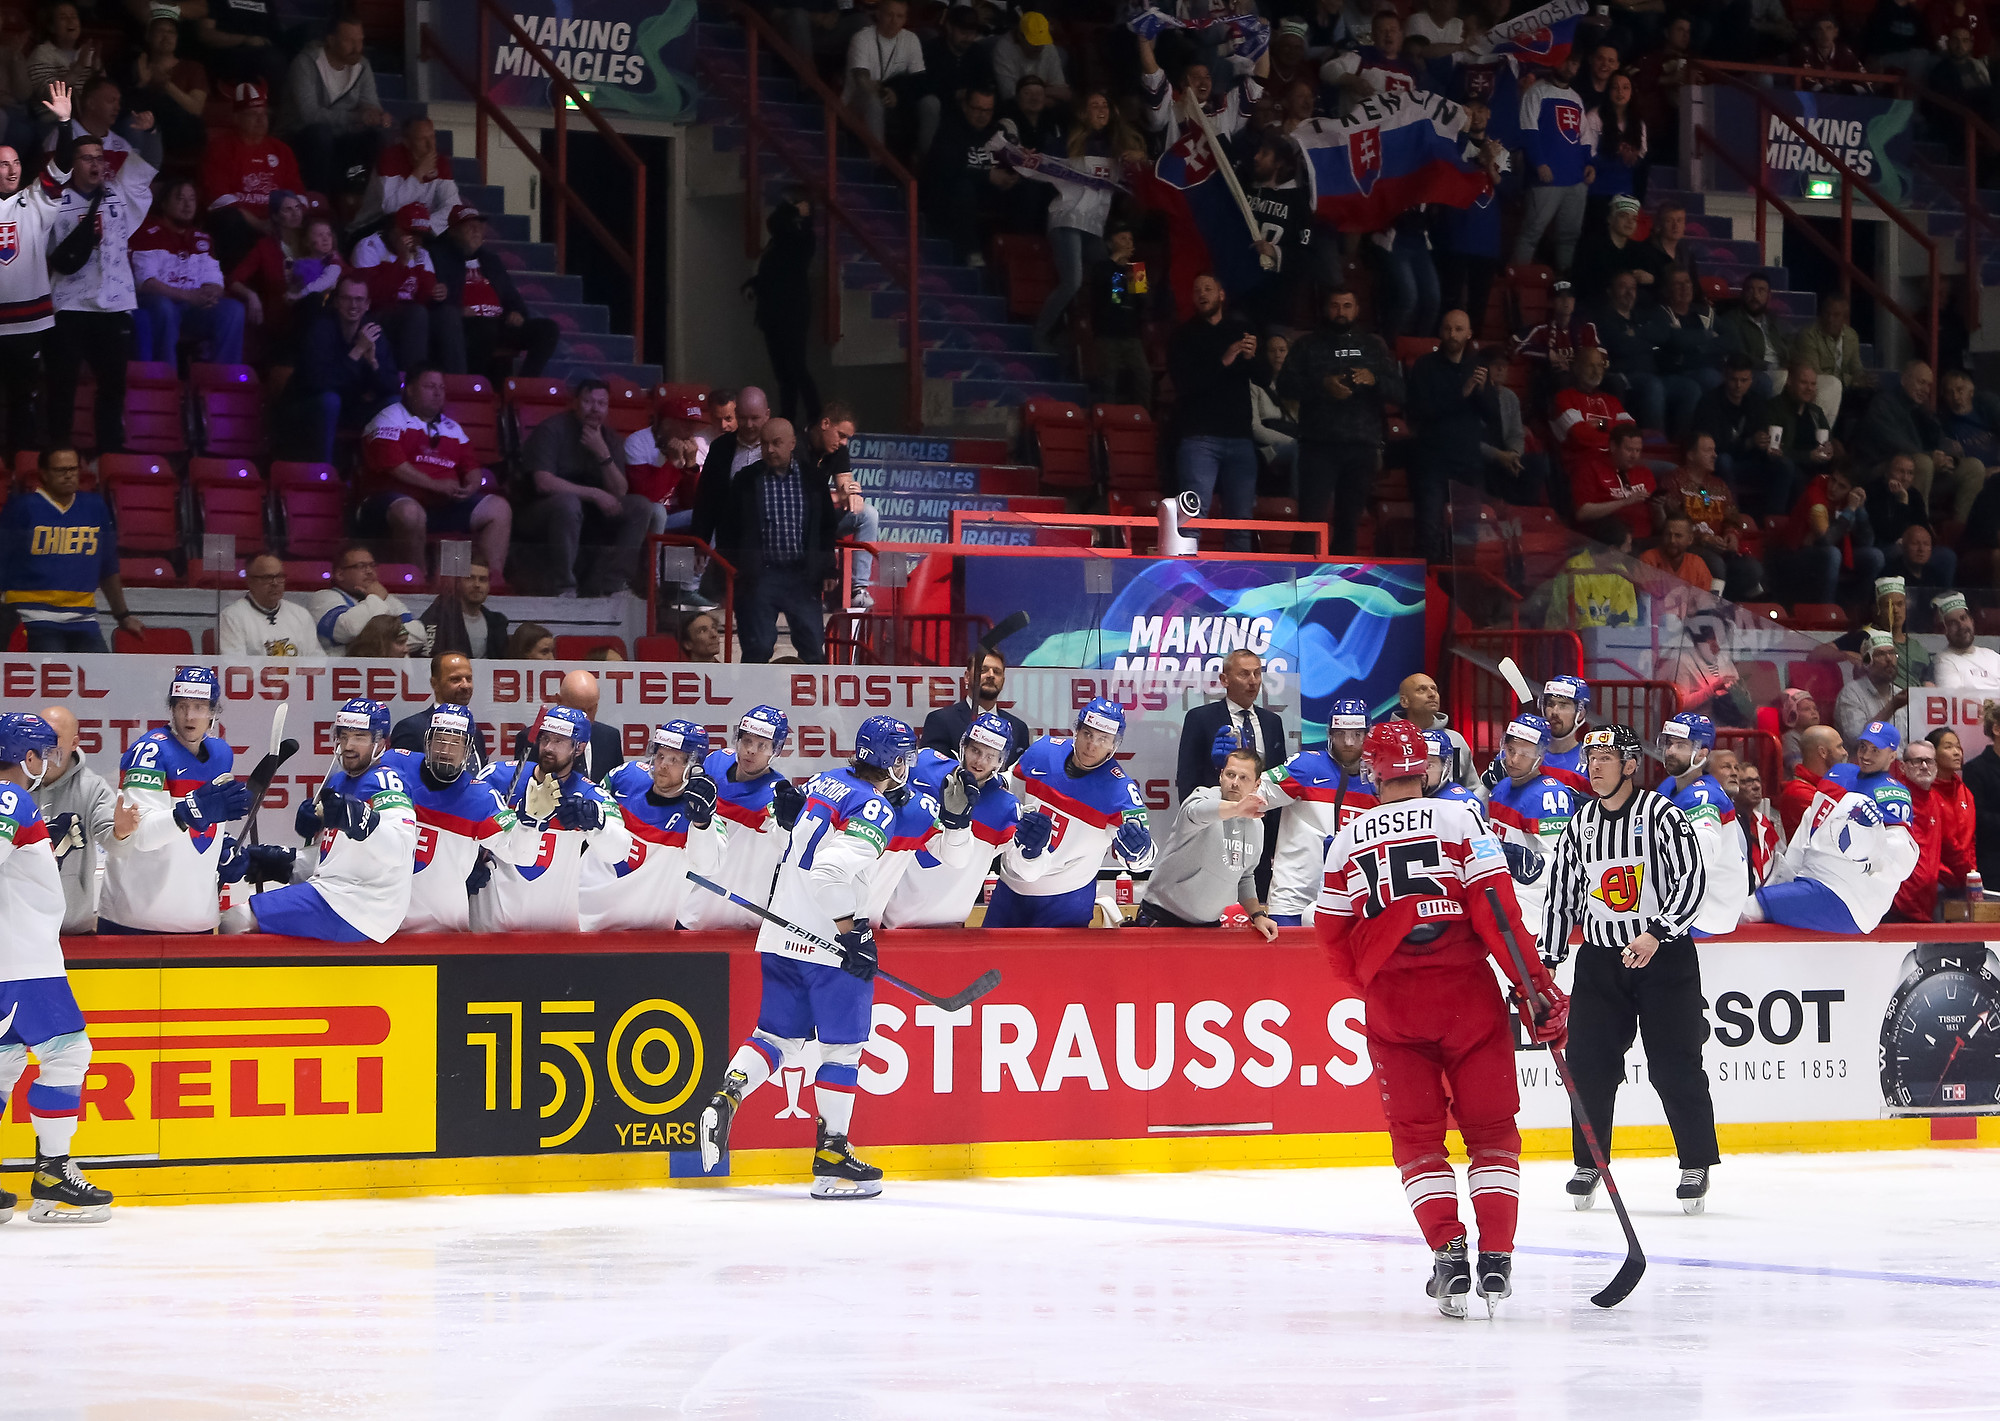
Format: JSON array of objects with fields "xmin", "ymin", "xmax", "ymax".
[
  {"xmin": 222, "ymin": 699, "xmax": 417, "ymax": 942},
  {"xmin": 987, "ymin": 698, "xmax": 1154, "ymax": 928},
  {"xmin": 1316, "ymin": 721, "xmax": 1569, "ymax": 1318}
]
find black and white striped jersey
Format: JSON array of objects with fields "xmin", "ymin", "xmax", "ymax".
[{"xmin": 1540, "ymin": 786, "xmax": 1706, "ymax": 963}]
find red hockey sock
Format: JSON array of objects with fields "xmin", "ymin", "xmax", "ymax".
[
  {"xmin": 1467, "ymin": 1149, "xmax": 1521, "ymax": 1255},
  {"xmin": 1399, "ymin": 1154, "xmax": 1465, "ymax": 1251}
]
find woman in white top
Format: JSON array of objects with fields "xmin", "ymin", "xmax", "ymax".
[
  {"xmin": 845, "ymin": 0, "xmax": 925, "ymax": 146},
  {"xmin": 1024, "ymin": 90, "xmax": 1143, "ymax": 351}
]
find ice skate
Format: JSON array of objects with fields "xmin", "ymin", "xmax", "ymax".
[
  {"xmin": 1475, "ymin": 1252, "xmax": 1513, "ymax": 1318},
  {"xmin": 1425, "ymin": 1236, "xmax": 1471, "ymax": 1319},
  {"xmin": 698, "ymin": 1068, "xmax": 748, "ymax": 1173},
  {"xmin": 1567, "ymin": 1166, "xmax": 1601, "ymax": 1210},
  {"xmin": 0, "ymin": 1184, "xmax": 14, "ymax": 1224},
  {"xmin": 810, "ymin": 1120, "xmax": 882, "ymax": 1200},
  {"xmin": 27, "ymin": 1153, "xmax": 112, "ymax": 1223},
  {"xmin": 1677, "ymin": 1167, "xmax": 1710, "ymax": 1215}
]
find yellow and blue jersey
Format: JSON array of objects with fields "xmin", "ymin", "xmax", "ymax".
[{"xmin": 0, "ymin": 488, "xmax": 119, "ymax": 622}]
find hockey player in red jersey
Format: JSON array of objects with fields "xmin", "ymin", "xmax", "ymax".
[{"xmin": 1316, "ymin": 721, "xmax": 1569, "ymax": 1318}]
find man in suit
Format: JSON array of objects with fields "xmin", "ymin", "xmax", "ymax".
[
  {"xmin": 920, "ymin": 646, "xmax": 1031, "ymax": 767},
  {"xmin": 1176, "ymin": 648, "xmax": 1286, "ymax": 896},
  {"xmin": 509, "ymin": 667, "xmax": 625, "ymax": 777},
  {"xmin": 390, "ymin": 652, "xmax": 494, "ymax": 769}
]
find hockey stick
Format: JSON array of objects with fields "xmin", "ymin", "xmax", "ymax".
[
  {"xmin": 687, "ymin": 872, "xmax": 1002, "ymax": 1012},
  {"xmin": 1483, "ymin": 886, "xmax": 1646, "ymax": 1310},
  {"xmin": 240, "ymin": 703, "xmax": 297, "ymax": 847},
  {"xmin": 978, "ymin": 610, "xmax": 1031, "ymax": 655},
  {"xmin": 1497, "ymin": 656, "xmax": 1538, "ymax": 711},
  {"xmin": 506, "ymin": 710, "xmax": 546, "ymax": 811},
  {"xmin": 1181, "ymin": 96, "xmax": 1276, "ymax": 271}
]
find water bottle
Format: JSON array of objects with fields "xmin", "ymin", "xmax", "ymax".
[
  {"xmin": 1969, "ymin": 870, "xmax": 1986, "ymax": 903},
  {"xmin": 1115, "ymin": 871, "xmax": 1135, "ymax": 906},
  {"xmin": 982, "ymin": 872, "xmax": 998, "ymax": 905}
]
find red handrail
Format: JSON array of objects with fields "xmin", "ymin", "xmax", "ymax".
[
  {"xmin": 699, "ymin": 1, "xmax": 924, "ymax": 432},
  {"xmin": 1907, "ymin": 81, "xmax": 2000, "ymax": 334},
  {"xmin": 419, "ymin": 7, "xmax": 647, "ymax": 363},
  {"xmin": 643, "ymin": 534, "xmax": 737, "ymax": 661}
]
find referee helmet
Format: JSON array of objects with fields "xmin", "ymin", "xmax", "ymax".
[{"xmin": 1582, "ymin": 724, "xmax": 1643, "ymax": 763}]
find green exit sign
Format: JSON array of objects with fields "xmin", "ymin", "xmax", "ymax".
[{"xmin": 1806, "ymin": 176, "xmax": 1837, "ymax": 199}]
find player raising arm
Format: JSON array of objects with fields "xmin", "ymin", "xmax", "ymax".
[
  {"xmin": 1256, "ymin": 698, "xmax": 1377, "ymax": 926},
  {"xmin": 988, "ymin": 698, "xmax": 1153, "ymax": 928},
  {"xmin": 699, "ymin": 716, "xmax": 916, "ymax": 1200},
  {"xmin": 678, "ymin": 706, "xmax": 797, "ymax": 931},
  {"xmin": 1317, "ymin": 721, "xmax": 1568, "ymax": 1318},
  {"xmin": 381, "ymin": 708, "xmax": 544, "ymax": 934},
  {"xmin": 581, "ymin": 719, "xmax": 722, "ymax": 931},
  {"xmin": 477, "ymin": 705, "xmax": 632, "ymax": 932},
  {"xmin": 884, "ymin": 711, "xmax": 1021, "ymax": 928}
]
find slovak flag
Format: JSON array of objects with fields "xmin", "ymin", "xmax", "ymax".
[
  {"xmin": 1468, "ymin": 0, "xmax": 1588, "ymax": 69},
  {"xmin": 1128, "ymin": 125, "xmax": 1270, "ymax": 312},
  {"xmin": 0, "ymin": 221, "xmax": 16, "ymax": 265},
  {"xmin": 1293, "ymin": 90, "xmax": 1494, "ymax": 231}
]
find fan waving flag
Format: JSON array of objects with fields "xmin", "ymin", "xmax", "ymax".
[
  {"xmin": 1467, "ymin": 0, "xmax": 1588, "ymax": 68},
  {"xmin": 1294, "ymin": 90, "xmax": 1494, "ymax": 230},
  {"xmin": 1128, "ymin": 125, "xmax": 1267, "ymax": 312}
]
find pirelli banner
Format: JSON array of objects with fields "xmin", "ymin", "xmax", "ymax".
[{"xmin": 10, "ymin": 930, "xmax": 1991, "ymax": 1201}]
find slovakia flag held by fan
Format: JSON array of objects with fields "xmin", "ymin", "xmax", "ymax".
[
  {"xmin": 1128, "ymin": 125, "xmax": 1267, "ymax": 312},
  {"xmin": 1293, "ymin": 90, "xmax": 1493, "ymax": 231},
  {"xmin": 1467, "ymin": 0, "xmax": 1588, "ymax": 69}
]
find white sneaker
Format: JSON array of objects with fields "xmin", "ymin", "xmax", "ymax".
[{"xmin": 850, "ymin": 584, "xmax": 875, "ymax": 610}]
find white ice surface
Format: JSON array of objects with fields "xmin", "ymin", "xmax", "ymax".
[{"xmin": 10, "ymin": 1150, "xmax": 2000, "ymax": 1420}]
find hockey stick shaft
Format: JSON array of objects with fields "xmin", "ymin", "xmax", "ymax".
[
  {"xmin": 240, "ymin": 738, "xmax": 301, "ymax": 847},
  {"xmin": 687, "ymin": 873, "xmax": 1000, "ymax": 1011},
  {"xmin": 1181, "ymin": 97, "xmax": 1276, "ymax": 269},
  {"xmin": 1483, "ymin": 887, "xmax": 1645, "ymax": 1307}
]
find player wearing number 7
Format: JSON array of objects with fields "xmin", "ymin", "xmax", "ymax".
[{"xmin": 1316, "ymin": 721, "xmax": 1569, "ymax": 1319}]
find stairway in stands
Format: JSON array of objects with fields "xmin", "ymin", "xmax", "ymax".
[
  {"xmin": 691, "ymin": 8, "xmax": 1092, "ymax": 433},
  {"xmin": 373, "ymin": 71, "xmax": 661, "ymax": 388}
]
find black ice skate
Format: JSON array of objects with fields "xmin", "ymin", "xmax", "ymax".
[
  {"xmin": 698, "ymin": 1068, "xmax": 749, "ymax": 1173},
  {"xmin": 1426, "ymin": 1236, "xmax": 1471, "ymax": 1319},
  {"xmin": 1567, "ymin": 1166, "xmax": 1601, "ymax": 1210},
  {"xmin": 27, "ymin": 1153, "xmax": 112, "ymax": 1223},
  {"xmin": 1677, "ymin": 1167, "xmax": 1710, "ymax": 1215},
  {"xmin": 1475, "ymin": 1252, "xmax": 1513, "ymax": 1318},
  {"xmin": 0, "ymin": 1184, "xmax": 14, "ymax": 1223},
  {"xmin": 810, "ymin": 1120, "xmax": 882, "ymax": 1200}
]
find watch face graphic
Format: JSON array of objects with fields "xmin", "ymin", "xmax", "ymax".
[{"xmin": 1881, "ymin": 946, "xmax": 2000, "ymax": 1114}]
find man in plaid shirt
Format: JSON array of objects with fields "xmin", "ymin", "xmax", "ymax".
[{"xmin": 717, "ymin": 417, "xmax": 838, "ymax": 663}]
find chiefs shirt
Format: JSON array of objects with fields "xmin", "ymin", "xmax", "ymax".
[{"xmin": 362, "ymin": 401, "xmax": 476, "ymax": 506}]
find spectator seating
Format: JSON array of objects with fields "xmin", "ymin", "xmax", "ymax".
[
  {"xmin": 1023, "ymin": 398, "xmax": 1091, "ymax": 491},
  {"xmin": 991, "ymin": 234, "xmax": 1057, "ymax": 323},
  {"xmin": 634, "ymin": 634, "xmax": 683, "ymax": 661},
  {"xmin": 443, "ymin": 374, "xmax": 503, "ymax": 466},
  {"xmin": 191, "ymin": 364, "xmax": 267, "ymax": 458},
  {"xmin": 605, "ymin": 377, "xmax": 652, "ymax": 436},
  {"xmin": 119, "ymin": 555, "xmax": 179, "ymax": 587},
  {"xmin": 504, "ymin": 377, "xmax": 571, "ymax": 444},
  {"xmin": 554, "ymin": 634, "xmax": 627, "ymax": 660},
  {"xmin": 1505, "ymin": 264, "xmax": 1555, "ymax": 329},
  {"xmin": 1785, "ymin": 603, "xmax": 1849, "ymax": 632},
  {"xmin": 271, "ymin": 462, "xmax": 347, "ymax": 560},
  {"xmin": 1786, "ymin": 658, "xmax": 1845, "ymax": 709},
  {"xmin": 124, "ymin": 363, "xmax": 188, "ymax": 455},
  {"xmin": 1094, "ymin": 404, "xmax": 1156, "ymax": 493},
  {"xmin": 196, "ymin": 484, "xmax": 270, "ymax": 557},
  {"xmin": 112, "ymin": 625, "xmax": 194, "ymax": 654}
]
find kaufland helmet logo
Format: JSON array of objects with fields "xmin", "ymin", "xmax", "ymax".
[
  {"xmin": 1349, "ymin": 127, "xmax": 1383, "ymax": 194},
  {"xmin": 0, "ymin": 222, "xmax": 17, "ymax": 264}
]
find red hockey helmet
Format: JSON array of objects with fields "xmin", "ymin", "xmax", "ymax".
[{"xmin": 1364, "ymin": 721, "xmax": 1429, "ymax": 783}]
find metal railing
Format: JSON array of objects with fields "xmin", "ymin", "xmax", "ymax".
[
  {"xmin": 644, "ymin": 534, "xmax": 736, "ymax": 660},
  {"xmin": 420, "ymin": 4, "xmax": 648, "ymax": 362},
  {"xmin": 699, "ymin": 0, "xmax": 923, "ymax": 430},
  {"xmin": 947, "ymin": 509, "xmax": 1337, "ymax": 558}
]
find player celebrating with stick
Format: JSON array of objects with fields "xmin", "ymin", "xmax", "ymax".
[{"xmin": 1317, "ymin": 722, "xmax": 1568, "ymax": 1318}]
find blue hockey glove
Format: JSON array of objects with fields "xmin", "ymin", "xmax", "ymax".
[
  {"xmin": 938, "ymin": 767, "xmax": 976, "ymax": 832},
  {"xmin": 1015, "ymin": 808, "xmax": 1054, "ymax": 858},
  {"xmin": 465, "ymin": 847, "xmax": 493, "ymax": 895},
  {"xmin": 836, "ymin": 919, "xmax": 878, "ymax": 982},
  {"xmin": 1210, "ymin": 723, "xmax": 1242, "ymax": 768},
  {"xmin": 1502, "ymin": 840, "xmax": 1545, "ymax": 884},
  {"xmin": 245, "ymin": 844, "xmax": 297, "ymax": 886},
  {"xmin": 1113, "ymin": 816, "xmax": 1153, "ymax": 864},
  {"xmin": 553, "ymin": 794, "xmax": 605, "ymax": 832},
  {"xmin": 681, "ymin": 769, "xmax": 718, "ymax": 830},
  {"xmin": 770, "ymin": 777, "xmax": 806, "ymax": 831},
  {"xmin": 217, "ymin": 834, "xmax": 248, "ymax": 884},
  {"xmin": 294, "ymin": 794, "xmax": 324, "ymax": 843},
  {"xmin": 318, "ymin": 787, "xmax": 379, "ymax": 842},
  {"xmin": 174, "ymin": 776, "xmax": 253, "ymax": 832}
]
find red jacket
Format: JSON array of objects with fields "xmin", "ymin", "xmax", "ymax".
[
  {"xmin": 1777, "ymin": 764, "xmax": 1824, "ymax": 840},
  {"xmin": 1550, "ymin": 385, "xmax": 1633, "ymax": 466},
  {"xmin": 1890, "ymin": 764, "xmax": 1948, "ymax": 922},
  {"xmin": 1934, "ymin": 768, "xmax": 1977, "ymax": 892}
]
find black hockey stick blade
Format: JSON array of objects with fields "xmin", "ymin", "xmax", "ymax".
[
  {"xmin": 240, "ymin": 737, "xmax": 301, "ymax": 846},
  {"xmin": 931, "ymin": 968, "xmax": 1001, "ymax": 1012},
  {"xmin": 1482, "ymin": 887, "xmax": 1647, "ymax": 1309},
  {"xmin": 978, "ymin": 610, "xmax": 1030, "ymax": 654}
]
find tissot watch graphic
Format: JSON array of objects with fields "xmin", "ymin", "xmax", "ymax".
[{"xmin": 1880, "ymin": 945, "xmax": 2000, "ymax": 1114}]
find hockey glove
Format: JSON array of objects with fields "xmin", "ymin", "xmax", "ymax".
[
  {"xmin": 938, "ymin": 766, "xmax": 976, "ymax": 832},
  {"xmin": 46, "ymin": 811, "xmax": 83, "ymax": 862},
  {"xmin": 522, "ymin": 770, "xmax": 563, "ymax": 824},
  {"xmin": 174, "ymin": 776, "xmax": 253, "ymax": 833},
  {"xmin": 681, "ymin": 769, "xmax": 718, "ymax": 830},
  {"xmin": 885, "ymin": 778, "xmax": 912, "ymax": 808},
  {"xmin": 1210, "ymin": 723, "xmax": 1242, "ymax": 768},
  {"xmin": 294, "ymin": 793, "xmax": 325, "ymax": 843},
  {"xmin": 1113, "ymin": 816, "xmax": 1153, "ymax": 864},
  {"xmin": 553, "ymin": 795, "xmax": 605, "ymax": 832},
  {"xmin": 465, "ymin": 847, "xmax": 493, "ymax": 895},
  {"xmin": 1014, "ymin": 808, "xmax": 1054, "ymax": 858},
  {"xmin": 770, "ymin": 777, "xmax": 806, "ymax": 832},
  {"xmin": 836, "ymin": 919, "xmax": 878, "ymax": 982},
  {"xmin": 317, "ymin": 788, "xmax": 379, "ymax": 842},
  {"xmin": 217, "ymin": 834, "xmax": 248, "ymax": 885},
  {"xmin": 244, "ymin": 844, "xmax": 297, "ymax": 886},
  {"xmin": 1513, "ymin": 980, "xmax": 1570, "ymax": 1051},
  {"xmin": 1501, "ymin": 840, "xmax": 1545, "ymax": 884}
]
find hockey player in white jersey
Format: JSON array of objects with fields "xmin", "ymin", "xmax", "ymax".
[
  {"xmin": 1257, "ymin": 697, "xmax": 1377, "ymax": 926},
  {"xmin": 1481, "ymin": 713, "xmax": 1573, "ymax": 948},
  {"xmin": 99, "ymin": 664, "xmax": 252, "ymax": 934},
  {"xmin": 883, "ymin": 711, "xmax": 1020, "ymax": 928},
  {"xmin": 1655, "ymin": 712, "xmax": 1748, "ymax": 935},
  {"xmin": 1743, "ymin": 718, "xmax": 1917, "ymax": 934},
  {"xmin": 699, "ymin": 715, "xmax": 916, "ymax": 1199},
  {"xmin": 581, "ymin": 719, "xmax": 722, "ymax": 931},
  {"xmin": 476, "ymin": 705, "xmax": 632, "ymax": 932},
  {"xmin": 380, "ymin": 708, "xmax": 544, "ymax": 934},
  {"xmin": 677, "ymin": 705, "xmax": 798, "ymax": 931},
  {"xmin": 229, "ymin": 699, "xmax": 416, "ymax": 942},
  {"xmin": 0, "ymin": 713, "xmax": 113, "ymax": 1222},
  {"xmin": 988, "ymin": 698, "xmax": 1154, "ymax": 928}
]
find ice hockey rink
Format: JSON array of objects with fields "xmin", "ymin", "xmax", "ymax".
[{"xmin": 12, "ymin": 1148, "xmax": 1997, "ymax": 1419}]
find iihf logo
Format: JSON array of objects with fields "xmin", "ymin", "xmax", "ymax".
[
  {"xmin": 0, "ymin": 222, "xmax": 16, "ymax": 265},
  {"xmin": 1350, "ymin": 127, "xmax": 1383, "ymax": 195}
]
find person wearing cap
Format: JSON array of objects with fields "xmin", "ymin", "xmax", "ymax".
[
  {"xmin": 48, "ymin": 127, "xmax": 157, "ymax": 457},
  {"xmin": 1834, "ymin": 629, "xmax": 1913, "ymax": 743},
  {"xmin": 844, "ymin": 0, "xmax": 926, "ymax": 146},
  {"xmin": 354, "ymin": 202, "xmax": 459, "ymax": 371},
  {"xmin": 992, "ymin": 9, "xmax": 1070, "ymax": 104},
  {"xmin": 127, "ymin": 7, "xmax": 208, "ymax": 161},
  {"xmin": 360, "ymin": 361, "xmax": 512, "ymax": 581},
  {"xmin": 430, "ymin": 202, "xmax": 559, "ymax": 378},
  {"xmin": 623, "ymin": 389, "xmax": 708, "ymax": 537},
  {"xmin": 201, "ymin": 80, "xmax": 304, "ymax": 273},
  {"xmin": 1744, "ymin": 717, "xmax": 1918, "ymax": 936},
  {"xmin": 1830, "ymin": 573, "xmax": 1930, "ymax": 683},
  {"xmin": 1930, "ymin": 592, "xmax": 2000, "ymax": 690},
  {"xmin": 917, "ymin": 4, "xmax": 994, "ymax": 158},
  {"xmin": 129, "ymin": 175, "xmax": 245, "ymax": 364},
  {"xmin": 281, "ymin": 15, "xmax": 393, "ymax": 199},
  {"xmin": 358, "ymin": 115, "xmax": 461, "ymax": 232}
]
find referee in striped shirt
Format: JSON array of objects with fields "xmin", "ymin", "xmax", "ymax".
[{"xmin": 1540, "ymin": 723, "xmax": 1720, "ymax": 1213}]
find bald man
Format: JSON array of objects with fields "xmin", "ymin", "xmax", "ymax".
[
  {"xmin": 510, "ymin": 667, "xmax": 627, "ymax": 775},
  {"xmin": 716, "ymin": 414, "xmax": 837, "ymax": 663},
  {"xmin": 1397, "ymin": 672, "xmax": 1481, "ymax": 794},
  {"xmin": 393, "ymin": 651, "xmax": 494, "ymax": 769},
  {"xmin": 30, "ymin": 705, "xmax": 118, "ymax": 933},
  {"xmin": 1777, "ymin": 722, "xmax": 1846, "ymax": 839}
]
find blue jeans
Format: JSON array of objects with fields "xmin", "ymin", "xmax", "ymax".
[
  {"xmin": 133, "ymin": 292, "xmax": 246, "ymax": 364},
  {"xmin": 23, "ymin": 620, "xmax": 107, "ymax": 653},
  {"xmin": 1034, "ymin": 226, "xmax": 1106, "ymax": 347},
  {"xmin": 1176, "ymin": 435, "xmax": 1258, "ymax": 551},
  {"xmin": 838, "ymin": 503, "xmax": 880, "ymax": 584},
  {"xmin": 1373, "ymin": 241, "xmax": 1439, "ymax": 343}
]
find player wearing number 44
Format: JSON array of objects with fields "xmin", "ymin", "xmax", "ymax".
[
  {"xmin": 474, "ymin": 705, "xmax": 631, "ymax": 933},
  {"xmin": 223, "ymin": 699, "xmax": 417, "ymax": 942},
  {"xmin": 581, "ymin": 720, "xmax": 723, "ymax": 932}
]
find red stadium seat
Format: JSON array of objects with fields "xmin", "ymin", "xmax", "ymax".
[
  {"xmin": 98, "ymin": 453, "xmax": 175, "ymax": 485},
  {"xmin": 504, "ymin": 377, "xmax": 571, "ymax": 441},
  {"xmin": 118, "ymin": 555, "xmax": 178, "ymax": 587},
  {"xmin": 285, "ymin": 559, "xmax": 334, "ymax": 590},
  {"xmin": 197, "ymin": 387, "xmax": 269, "ymax": 457},
  {"xmin": 197, "ymin": 484, "xmax": 268, "ymax": 555},
  {"xmin": 376, "ymin": 562, "xmax": 428, "ymax": 594},
  {"xmin": 190, "ymin": 362, "xmax": 259, "ymax": 391},
  {"xmin": 110, "ymin": 481, "xmax": 181, "ymax": 555},
  {"xmin": 604, "ymin": 376, "xmax": 651, "ymax": 435},
  {"xmin": 1093, "ymin": 404, "xmax": 1156, "ymax": 492},
  {"xmin": 189, "ymin": 456, "xmax": 260, "ymax": 487},
  {"xmin": 279, "ymin": 489, "xmax": 347, "ymax": 559},
  {"xmin": 442, "ymin": 375, "xmax": 503, "ymax": 465},
  {"xmin": 634, "ymin": 634, "xmax": 683, "ymax": 661},
  {"xmin": 270, "ymin": 461, "xmax": 341, "ymax": 492},
  {"xmin": 1784, "ymin": 603, "xmax": 1849, "ymax": 631},
  {"xmin": 112, "ymin": 625, "xmax": 194, "ymax": 654}
]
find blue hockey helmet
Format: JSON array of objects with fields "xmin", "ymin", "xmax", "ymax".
[
  {"xmin": 1540, "ymin": 675, "xmax": 1591, "ymax": 711},
  {"xmin": 1420, "ymin": 728, "xmax": 1454, "ymax": 760},
  {"xmin": 854, "ymin": 715, "xmax": 918, "ymax": 780},
  {"xmin": 167, "ymin": 665, "xmax": 222, "ymax": 707},
  {"xmin": 534, "ymin": 704, "xmax": 591, "ymax": 745},
  {"xmin": 651, "ymin": 718, "xmax": 710, "ymax": 758},
  {"xmin": 737, "ymin": 704, "xmax": 790, "ymax": 751},
  {"xmin": 423, "ymin": 706, "xmax": 476, "ymax": 781},
  {"xmin": 0, "ymin": 711, "xmax": 57, "ymax": 768},
  {"xmin": 963, "ymin": 710, "xmax": 1013, "ymax": 756},
  {"xmin": 1328, "ymin": 697, "xmax": 1370, "ymax": 734},
  {"xmin": 1658, "ymin": 711, "xmax": 1717, "ymax": 755},
  {"xmin": 1504, "ymin": 712, "xmax": 1552, "ymax": 748},
  {"xmin": 1076, "ymin": 697, "xmax": 1127, "ymax": 739},
  {"xmin": 333, "ymin": 698, "xmax": 392, "ymax": 740}
]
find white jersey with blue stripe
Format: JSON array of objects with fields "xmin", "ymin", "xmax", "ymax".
[
  {"xmin": 0, "ymin": 784, "xmax": 64, "ymax": 980},
  {"xmin": 295, "ymin": 759, "xmax": 418, "ymax": 943},
  {"xmin": 885, "ymin": 752, "xmax": 1020, "ymax": 928},
  {"xmin": 856, "ymin": 749, "xmax": 954, "ymax": 924},
  {"xmin": 1665, "ymin": 770, "xmax": 1748, "ymax": 934},
  {"xmin": 999, "ymin": 736, "xmax": 1152, "ymax": 899},
  {"xmin": 379, "ymin": 749, "xmax": 543, "ymax": 934},
  {"xmin": 580, "ymin": 760, "xmax": 724, "ymax": 931},
  {"xmin": 678, "ymin": 749, "xmax": 790, "ymax": 930},
  {"xmin": 100, "ymin": 727, "xmax": 235, "ymax": 933},
  {"xmin": 1768, "ymin": 762, "xmax": 1916, "ymax": 934},
  {"xmin": 471, "ymin": 761, "xmax": 631, "ymax": 933},
  {"xmin": 760, "ymin": 766, "xmax": 892, "ymax": 968}
]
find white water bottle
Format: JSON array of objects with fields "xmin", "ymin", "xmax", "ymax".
[{"xmin": 1969, "ymin": 870, "xmax": 1986, "ymax": 902}]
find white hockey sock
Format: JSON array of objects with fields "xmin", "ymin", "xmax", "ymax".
[
  {"xmin": 34, "ymin": 1112, "xmax": 79, "ymax": 1158},
  {"xmin": 816, "ymin": 1083, "xmax": 855, "ymax": 1137},
  {"xmin": 1739, "ymin": 893, "xmax": 1766, "ymax": 924}
]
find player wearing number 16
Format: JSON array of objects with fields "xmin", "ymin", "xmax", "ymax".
[{"xmin": 1315, "ymin": 721, "xmax": 1569, "ymax": 1319}]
